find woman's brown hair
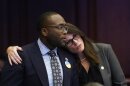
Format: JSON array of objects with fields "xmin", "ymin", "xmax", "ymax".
[{"xmin": 66, "ymin": 23, "xmax": 99, "ymax": 65}]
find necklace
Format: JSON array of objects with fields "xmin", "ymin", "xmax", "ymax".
[
  {"xmin": 81, "ymin": 58, "xmax": 89, "ymax": 63},
  {"xmin": 80, "ymin": 58, "xmax": 90, "ymax": 72}
]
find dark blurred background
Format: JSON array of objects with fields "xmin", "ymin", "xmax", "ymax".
[{"xmin": 0, "ymin": 0, "xmax": 130, "ymax": 84}]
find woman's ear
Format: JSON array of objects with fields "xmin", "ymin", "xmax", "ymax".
[{"xmin": 41, "ymin": 28, "xmax": 48, "ymax": 36}]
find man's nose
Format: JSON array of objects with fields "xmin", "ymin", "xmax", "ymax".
[{"xmin": 63, "ymin": 29, "xmax": 67, "ymax": 34}]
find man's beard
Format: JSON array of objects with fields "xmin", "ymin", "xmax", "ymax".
[
  {"xmin": 47, "ymin": 37, "xmax": 62, "ymax": 48},
  {"xmin": 60, "ymin": 40, "xmax": 66, "ymax": 47}
]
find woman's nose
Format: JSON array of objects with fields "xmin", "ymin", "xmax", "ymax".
[{"xmin": 73, "ymin": 39, "xmax": 78, "ymax": 45}]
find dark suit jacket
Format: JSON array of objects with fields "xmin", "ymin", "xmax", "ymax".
[
  {"xmin": 93, "ymin": 43, "xmax": 127, "ymax": 86},
  {"xmin": 0, "ymin": 42, "xmax": 79, "ymax": 86}
]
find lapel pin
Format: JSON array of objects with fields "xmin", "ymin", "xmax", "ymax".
[
  {"xmin": 100, "ymin": 65, "xmax": 104, "ymax": 70},
  {"xmin": 65, "ymin": 58, "xmax": 71, "ymax": 68}
]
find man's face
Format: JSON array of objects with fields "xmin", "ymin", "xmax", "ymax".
[{"xmin": 44, "ymin": 14, "xmax": 67, "ymax": 47}]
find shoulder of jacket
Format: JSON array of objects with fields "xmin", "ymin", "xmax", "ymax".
[
  {"xmin": 93, "ymin": 43, "xmax": 111, "ymax": 48},
  {"xmin": 92, "ymin": 43, "xmax": 112, "ymax": 53}
]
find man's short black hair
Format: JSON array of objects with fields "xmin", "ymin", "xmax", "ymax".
[{"xmin": 37, "ymin": 11, "xmax": 59, "ymax": 32}]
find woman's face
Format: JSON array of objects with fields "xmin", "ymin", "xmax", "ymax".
[{"xmin": 64, "ymin": 34, "xmax": 84, "ymax": 53}]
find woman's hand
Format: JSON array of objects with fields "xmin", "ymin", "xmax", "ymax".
[{"xmin": 7, "ymin": 46, "xmax": 23, "ymax": 65}]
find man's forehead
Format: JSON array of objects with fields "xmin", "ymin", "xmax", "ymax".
[{"xmin": 48, "ymin": 14, "xmax": 66, "ymax": 25}]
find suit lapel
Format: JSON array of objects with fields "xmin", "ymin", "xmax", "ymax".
[
  {"xmin": 29, "ymin": 42, "xmax": 49, "ymax": 86},
  {"xmin": 93, "ymin": 43, "xmax": 111, "ymax": 86},
  {"xmin": 57, "ymin": 49, "xmax": 72, "ymax": 86},
  {"xmin": 98, "ymin": 52, "xmax": 111, "ymax": 86}
]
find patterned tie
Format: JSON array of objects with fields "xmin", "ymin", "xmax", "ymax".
[{"xmin": 48, "ymin": 50, "xmax": 62, "ymax": 86}]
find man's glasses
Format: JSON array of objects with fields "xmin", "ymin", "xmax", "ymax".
[{"xmin": 45, "ymin": 23, "xmax": 68, "ymax": 33}]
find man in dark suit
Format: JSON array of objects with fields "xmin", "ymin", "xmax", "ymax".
[{"xmin": 0, "ymin": 12, "xmax": 79, "ymax": 86}]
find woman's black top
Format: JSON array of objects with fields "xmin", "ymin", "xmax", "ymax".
[{"xmin": 79, "ymin": 63, "xmax": 104, "ymax": 86}]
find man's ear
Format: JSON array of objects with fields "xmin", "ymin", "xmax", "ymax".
[{"xmin": 41, "ymin": 28, "xmax": 48, "ymax": 36}]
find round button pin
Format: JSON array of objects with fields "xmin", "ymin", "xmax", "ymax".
[{"xmin": 65, "ymin": 58, "xmax": 71, "ymax": 68}]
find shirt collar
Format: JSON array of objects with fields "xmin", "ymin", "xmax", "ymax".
[{"xmin": 37, "ymin": 38, "xmax": 58, "ymax": 56}]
